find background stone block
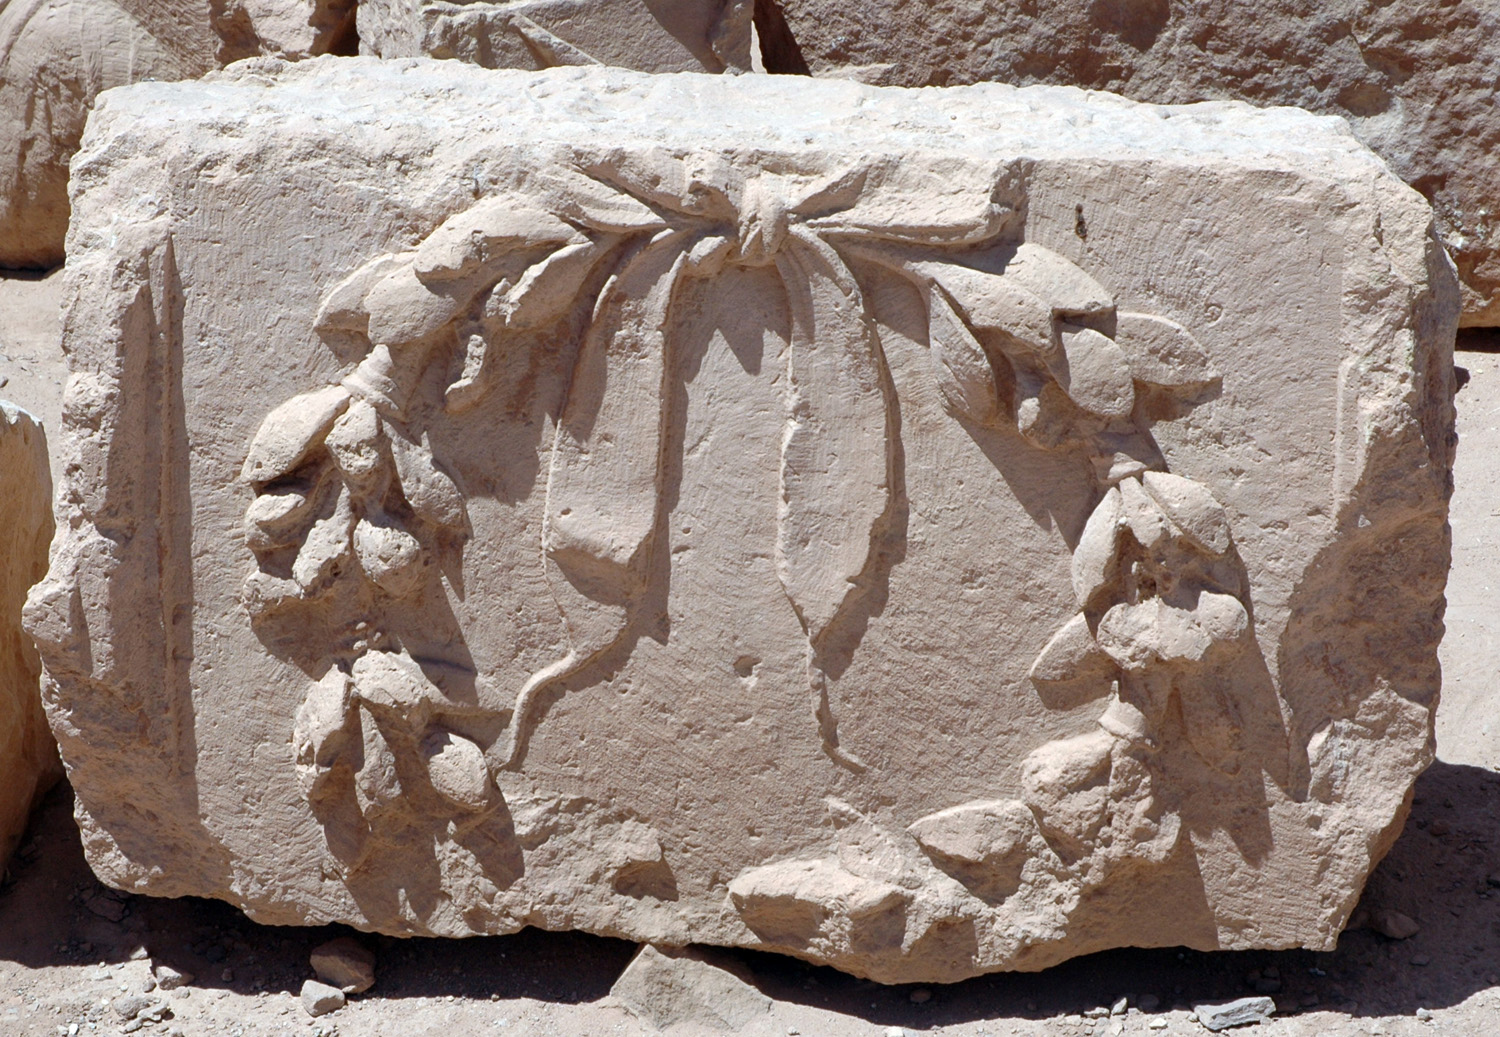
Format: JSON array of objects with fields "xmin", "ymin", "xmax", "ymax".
[
  {"xmin": 761, "ymin": 0, "xmax": 1500, "ymax": 328},
  {"xmin": 0, "ymin": 0, "xmax": 355, "ymax": 271},
  {"xmin": 358, "ymin": 0, "xmax": 752, "ymax": 73},
  {"xmin": 1, "ymin": 400, "xmax": 58, "ymax": 868},
  {"xmin": 27, "ymin": 59, "xmax": 1456, "ymax": 981}
]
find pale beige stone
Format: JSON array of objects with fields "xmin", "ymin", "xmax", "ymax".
[
  {"xmin": 1, "ymin": 400, "xmax": 58, "ymax": 867},
  {"xmin": 358, "ymin": 0, "xmax": 752, "ymax": 73},
  {"xmin": 0, "ymin": 0, "xmax": 353, "ymax": 271},
  {"xmin": 610, "ymin": 944, "xmax": 772, "ymax": 1031},
  {"xmin": 762, "ymin": 0, "xmax": 1500, "ymax": 328},
  {"xmin": 27, "ymin": 59, "xmax": 1456, "ymax": 982}
]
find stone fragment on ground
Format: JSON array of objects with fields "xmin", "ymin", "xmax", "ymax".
[
  {"xmin": 610, "ymin": 944, "xmax": 772, "ymax": 1030},
  {"xmin": 1193, "ymin": 996, "xmax": 1276, "ymax": 1030},
  {"xmin": 0, "ymin": 0, "xmax": 354, "ymax": 271},
  {"xmin": 300, "ymin": 979, "xmax": 346, "ymax": 1017},
  {"xmin": 310, "ymin": 935, "xmax": 376, "ymax": 993},
  {"xmin": 0, "ymin": 401, "xmax": 57, "ymax": 869},
  {"xmin": 27, "ymin": 58, "xmax": 1455, "ymax": 982},
  {"xmin": 153, "ymin": 963, "xmax": 193, "ymax": 990},
  {"xmin": 764, "ymin": 0, "xmax": 1500, "ymax": 327},
  {"xmin": 1370, "ymin": 908, "xmax": 1421, "ymax": 940},
  {"xmin": 358, "ymin": 0, "xmax": 753, "ymax": 72}
]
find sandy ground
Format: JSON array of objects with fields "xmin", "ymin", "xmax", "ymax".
[{"xmin": 1, "ymin": 278, "xmax": 1498, "ymax": 1036}]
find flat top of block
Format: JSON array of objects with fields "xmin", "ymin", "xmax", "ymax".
[{"xmin": 89, "ymin": 56, "xmax": 1386, "ymax": 175}]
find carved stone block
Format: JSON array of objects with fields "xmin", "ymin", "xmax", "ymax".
[
  {"xmin": 357, "ymin": 0, "xmax": 752, "ymax": 73},
  {"xmin": 764, "ymin": 0, "xmax": 1500, "ymax": 328},
  {"xmin": 1, "ymin": 401, "xmax": 58, "ymax": 866},
  {"xmin": 28, "ymin": 59, "xmax": 1456, "ymax": 981}
]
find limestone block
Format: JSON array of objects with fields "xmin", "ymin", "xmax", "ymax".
[
  {"xmin": 357, "ymin": 0, "xmax": 752, "ymax": 73},
  {"xmin": 28, "ymin": 58, "xmax": 1456, "ymax": 982},
  {"xmin": 1, "ymin": 401, "xmax": 58, "ymax": 867},
  {"xmin": 0, "ymin": 0, "xmax": 353, "ymax": 271},
  {"xmin": 762, "ymin": 0, "xmax": 1500, "ymax": 328}
]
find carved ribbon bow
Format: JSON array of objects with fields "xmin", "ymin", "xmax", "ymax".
[{"xmin": 507, "ymin": 153, "xmax": 1021, "ymax": 770}]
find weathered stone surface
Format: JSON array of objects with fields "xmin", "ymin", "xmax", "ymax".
[
  {"xmin": 28, "ymin": 59, "xmax": 1455, "ymax": 982},
  {"xmin": 762, "ymin": 0, "xmax": 1500, "ymax": 328},
  {"xmin": 0, "ymin": 0, "xmax": 354, "ymax": 271},
  {"xmin": 1, "ymin": 400, "xmax": 58, "ymax": 867},
  {"xmin": 358, "ymin": 0, "xmax": 752, "ymax": 73},
  {"xmin": 610, "ymin": 944, "xmax": 772, "ymax": 1031}
]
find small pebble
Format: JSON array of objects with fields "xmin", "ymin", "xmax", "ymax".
[
  {"xmin": 883, "ymin": 1028, "xmax": 907, "ymax": 1037},
  {"xmin": 1416, "ymin": 1007, "xmax": 1434, "ymax": 1021},
  {"xmin": 1110, "ymin": 996, "xmax": 1128, "ymax": 1016},
  {"xmin": 909, "ymin": 988, "xmax": 931, "ymax": 1004}
]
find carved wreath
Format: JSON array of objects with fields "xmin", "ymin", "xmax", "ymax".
[{"xmin": 240, "ymin": 151, "xmax": 1233, "ymax": 844}]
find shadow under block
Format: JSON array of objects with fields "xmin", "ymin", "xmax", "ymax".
[{"xmin": 25, "ymin": 59, "xmax": 1458, "ymax": 982}]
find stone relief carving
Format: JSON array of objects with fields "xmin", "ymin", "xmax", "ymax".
[{"xmin": 240, "ymin": 149, "xmax": 1258, "ymax": 936}]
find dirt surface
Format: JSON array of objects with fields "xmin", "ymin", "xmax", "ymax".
[{"xmin": 1, "ymin": 294, "xmax": 1498, "ymax": 1036}]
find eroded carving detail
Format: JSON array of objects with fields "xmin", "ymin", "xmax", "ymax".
[{"xmin": 242, "ymin": 152, "xmax": 1253, "ymax": 926}]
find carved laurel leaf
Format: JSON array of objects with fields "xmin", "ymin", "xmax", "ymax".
[
  {"xmin": 314, "ymin": 255, "xmax": 410, "ymax": 336},
  {"xmin": 391, "ymin": 433, "xmax": 470, "ymax": 536},
  {"xmin": 351, "ymin": 650, "xmax": 447, "ymax": 714},
  {"xmin": 499, "ymin": 238, "xmax": 615, "ymax": 331},
  {"xmin": 912, "ymin": 261, "xmax": 1056, "ymax": 358},
  {"xmin": 292, "ymin": 486, "xmax": 356, "ymax": 593},
  {"xmin": 244, "ymin": 468, "xmax": 334, "ymax": 552},
  {"xmin": 925, "ymin": 285, "xmax": 1002, "ymax": 426},
  {"xmin": 1029, "ymin": 612, "xmax": 1113, "ymax": 685},
  {"xmin": 241, "ymin": 384, "xmax": 351, "ymax": 485},
  {"xmin": 1056, "ymin": 326, "xmax": 1135, "ymax": 420},
  {"xmin": 293, "ymin": 667, "xmax": 355, "ymax": 772},
  {"xmin": 325, "ymin": 399, "xmax": 390, "ymax": 502},
  {"xmin": 1140, "ymin": 470, "xmax": 1233, "ymax": 555},
  {"xmin": 1071, "ymin": 485, "xmax": 1124, "ymax": 609},
  {"xmin": 412, "ymin": 197, "xmax": 578, "ymax": 284},
  {"xmin": 1117, "ymin": 472, "xmax": 1173, "ymax": 553},
  {"xmin": 364, "ymin": 263, "xmax": 466, "ymax": 346},
  {"xmin": 544, "ymin": 167, "xmax": 670, "ymax": 233},
  {"xmin": 1114, "ymin": 312, "xmax": 1216, "ymax": 391},
  {"xmin": 353, "ymin": 517, "xmax": 427, "ymax": 598},
  {"xmin": 1001, "ymin": 243, "xmax": 1114, "ymax": 319}
]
